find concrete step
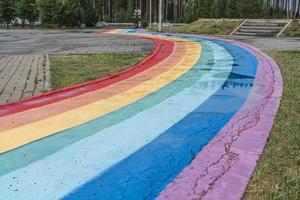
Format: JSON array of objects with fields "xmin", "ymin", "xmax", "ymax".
[
  {"xmin": 233, "ymin": 19, "xmax": 289, "ymax": 37},
  {"xmin": 239, "ymin": 28, "xmax": 280, "ymax": 33},
  {"xmin": 234, "ymin": 31, "xmax": 277, "ymax": 37},
  {"xmin": 241, "ymin": 25, "xmax": 283, "ymax": 30},
  {"xmin": 246, "ymin": 19, "xmax": 289, "ymax": 23},
  {"xmin": 243, "ymin": 22, "xmax": 285, "ymax": 27}
]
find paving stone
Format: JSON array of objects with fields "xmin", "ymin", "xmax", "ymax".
[
  {"xmin": 22, "ymin": 91, "xmax": 34, "ymax": 99},
  {"xmin": 8, "ymin": 92, "xmax": 23, "ymax": 103},
  {"xmin": 0, "ymin": 93, "xmax": 11, "ymax": 104},
  {"xmin": 0, "ymin": 56, "xmax": 23, "ymax": 93},
  {"xmin": 0, "ymin": 31, "xmax": 155, "ymax": 105},
  {"xmin": 0, "ymin": 56, "xmax": 13, "ymax": 72},
  {"xmin": 0, "ymin": 55, "xmax": 42, "ymax": 104}
]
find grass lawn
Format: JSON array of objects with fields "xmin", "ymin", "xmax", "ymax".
[
  {"xmin": 49, "ymin": 53, "xmax": 146, "ymax": 90},
  {"xmin": 244, "ymin": 51, "xmax": 300, "ymax": 200},
  {"xmin": 282, "ymin": 20, "xmax": 300, "ymax": 37},
  {"xmin": 165, "ymin": 19, "xmax": 243, "ymax": 35}
]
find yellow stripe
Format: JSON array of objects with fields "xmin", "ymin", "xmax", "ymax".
[{"xmin": 0, "ymin": 38, "xmax": 201, "ymax": 153}]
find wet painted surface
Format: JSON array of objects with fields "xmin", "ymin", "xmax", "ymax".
[{"xmin": 0, "ymin": 30, "xmax": 282, "ymax": 200}]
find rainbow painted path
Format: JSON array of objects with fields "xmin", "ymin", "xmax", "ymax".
[{"xmin": 0, "ymin": 30, "xmax": 283, "ymax": 200}]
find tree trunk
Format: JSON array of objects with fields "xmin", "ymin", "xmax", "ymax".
[{"xmin": 22, "ymin": 19, "xmax": 25, "ymax": 29}]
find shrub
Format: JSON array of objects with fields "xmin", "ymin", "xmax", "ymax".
[{"xmin": 141, "ymin": 19, "xmax": 149, "ymax": 28}]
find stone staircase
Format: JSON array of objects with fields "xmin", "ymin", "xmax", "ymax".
[{"xmin": 232, "ymin": 19, "xmax": 291, "ymax": 37}]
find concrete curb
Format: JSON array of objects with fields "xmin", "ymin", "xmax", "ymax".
[
  {"xmin": 43, "ymin": 54, "xmax": 51, "ymax": 92},
  {"xmin": 158, "ymin": 34, "xmax": 283, "ymax": 200}
]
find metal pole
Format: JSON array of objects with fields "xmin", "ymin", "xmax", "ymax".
[
  {"xmin": 158, "ymin": 0, "xmax": 162, "ymax": 32},
  {"xmin": 150, "ymin": 0, "xmax": 152, "ymax": 28}
]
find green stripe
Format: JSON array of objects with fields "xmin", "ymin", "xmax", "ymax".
[{"xmin": 0, "ymin": 39, "xmax": 214, "ymax": 176}]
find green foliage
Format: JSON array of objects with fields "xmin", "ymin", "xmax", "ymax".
[
  {"xmin": 141, "ymin": 19, "xmax": 148, "ymax": 28},
  {"xmin": 185, "ymin": 0, "xmax": 299, "ymax": 22},
  {"xmin": 167, "ymin": 19, "xmax": 242, "ymax": 35},
  {"xmin": 35, "ymin": 0, "xmax": 137, "ymax": 27},
  {"xmin": 38, "ymin": 0, "xmax": 63, "ymax": 26},
  {"xmin": 239, "ymin": 0, "xmax": 264, "ymax": 18},
  {"xmin": 185, "ymin": 0, "xmax": 271, "ymax": 22},
  {"xmin": 214, "ymin": 0, "xmax": 227, "ymax": 18},
  {"xmin": 17, "ymin": 0, "xmax": 38, "ymax": 27},
  {"xmin": 37, "ymin": 0, "xmax": 95, "ymax": 27},
  {"xmin": 2, "ymin": 0, "xmax": 298, "ymax": 28},
  {"xmin": 0, "ymin": 0, "xmax": 16, "ymax": 28},
  {"xmin": 225, "ymin": 0, "xmax": 239, "ymax": 18},
  {"xmin": 114, "ymin": 9, "xmax": 129, "ymax": 23},
  {"xmin": 79, "ymin": 0, "xmax": 97, "ymax": 26},
  {"xmin": 62, "ymin": 0, "xmax": 83, "ymax": 27},
  {"xmin": 184, "ymin": 1, "xmax": 198, "ymax": 23}
]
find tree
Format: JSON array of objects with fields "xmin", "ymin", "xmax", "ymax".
[
  {"xmin": 0, "ymin": 0, "xmax": 16, "ymax": 28},
  {"xmin": 217, "ymin": 0, "xmax": 227, "ymax": 18},
  {"xmin": 211, "ymin": 0, "xmax": 220, "ymax": 18},
  {"xmin": 239, "ymin": 0, "xmax": 264, "ymax": 18},
  {"xmin": 203, "ymin": 0, "xmax": 213, "ymax": 18},
  {"xmin": 263, "ymin": 0, "xmax": 300, "ymax": 19},
  {"xmin": 38, "ymin": 0, "xmax": 63, "ymax": 27},
  {"xmin": 185, "ymin": 0, "xmax": 198, "ymax": 23},
  {"xmin": 17, "ymin": 0, "xmax": 38, "ymax": 28},
  {"xmin": 211, "ymin": 0, "xmax": 228, "ymax": 18},
  {"xmin": 133, "ymin": 8, "xmax": 141, "ymax": 28},
  {"xmin": 225, "ymin": 0, "xmax": 239, "ymax": 18},
  {"xmin": 78, "ymin": 0, "xmax": 97, "ymax": 26},
  {"xmin": 63, "ymin": 0, "xmax": 83, "ymax": 27}
]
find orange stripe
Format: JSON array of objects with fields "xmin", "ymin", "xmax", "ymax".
[{"xmin": 0, "ymin": 39, "xmax": 187, "ymax": 132}]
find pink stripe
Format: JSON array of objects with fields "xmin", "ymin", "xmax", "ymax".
[{"xmin": 157, "ymin": 39, "xmax": 283, "ymax": 200}]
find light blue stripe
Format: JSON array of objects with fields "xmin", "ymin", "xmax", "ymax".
[
  {"xmin": 0, "ymin": 40, "xmax": 233, "ymax": 200},
  {"xmin": 62, "ymin": 34, "xmax": 259, "ymax": 200},
  {"xmin": 0, "ymin": 37, "xmax": 211, "ymax": 176}
]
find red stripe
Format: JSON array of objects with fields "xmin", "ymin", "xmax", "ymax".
[{"xmin": 0, "ymin": 37, "xmax": 174, "ymax": 117}]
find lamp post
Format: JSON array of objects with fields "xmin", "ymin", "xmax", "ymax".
[
  {"xmin": 149, "ymin": 0, "xmax": 152, "ymax": 29},
  {"xmin": 158, "ymin": 0, "xmax": 162, "ymax": 32}
]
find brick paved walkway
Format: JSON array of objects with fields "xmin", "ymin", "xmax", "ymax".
[
  {"xmin": 0, "ymin": 30, "xmax": 153, "ymax": 104},
  {"xmin": 0, "ymin": 55, "xmax": 45, "ymax": 104}
]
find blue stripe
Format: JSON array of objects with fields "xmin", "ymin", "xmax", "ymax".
[
  {"xmin": 0, "ymin": 39, "xmax": 232, "ymax": 200},
  {"xmin": 0, "ymin": 39, "xmax": 211, "ymax": 176},
  {"xmin": 62, "ymin": 37, "xmax": 258, "ymax": 200}
]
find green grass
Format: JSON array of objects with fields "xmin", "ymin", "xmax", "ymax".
[
  {"xmin": 49, "ymin": 53, "xmax": 146, "ymax": 90},
  {"xmin": 282, "ymin": 20, "xmax": 300, "ymax": 37},
  {"xmin": 165, "ymin": 19, "xmax": 243, "ymax": 35},
  {"xmin": 244, "ymin": 51, "xmax": 300, "ymax": 200}
]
